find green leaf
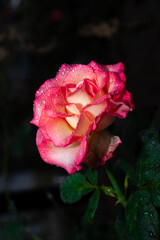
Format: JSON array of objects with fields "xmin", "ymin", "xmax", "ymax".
[
  {"xmin": 137, "ymin": 128, "xmax": 160, "ymax": 186},
  {"xmin": 60, "ymin": 173, "xmax": 94, "ymax": 203},
  {"xmin": 150, "ymin": 188, "xmax": 160, "ymax": 208},
  {"xmin": 86, "ymin": 168, "xmax": 98, "ymax": 186},
  {"xmin": 126, "ymin": 190, "xmax": 160, "ymax": 240},
  {"xmin": 84, "ymin": 189, "xmax": 100, "ymax": 223},
  {"xmin": 101, "ymin": 185, "xmax": 116, "ymax": 197}
]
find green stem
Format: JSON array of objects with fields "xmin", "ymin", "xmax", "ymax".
[{"xmin": 105, "ymin": 165, "xmax": 126, "ymax": 207}]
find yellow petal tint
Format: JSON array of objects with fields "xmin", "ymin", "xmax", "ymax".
[
  {"xmin": 93, "ymin": 89, "xmax": 106, "ymax": 101},
  {"xmin": 65, "ymin": 104, "xmax": 81, "ymax": 129},
  {"xmin": 67, "ymin": 85, "xmax": 93, "ymax": 109},
  {"xmin": 66, "ymin": 115, "xmax": 79, "ymax": 129},
  {"xmin": 84, "ymin": 100, "xmax": 107, "ymax": 121},
  {"xmin": 45, "ymin": 117, "xmax": 73, "ymax": 147},
  {"xmin": 66, "ymin": 104, "xmax": 80, "ymax": 115},
  {"xmin": 74, "ymin": 112, "xmax": 92, "ymax": 137}
]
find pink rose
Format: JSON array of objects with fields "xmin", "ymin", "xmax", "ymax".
[{"xmin": 31, "ymin": 61, "xmax": 133, "ymax": 174}]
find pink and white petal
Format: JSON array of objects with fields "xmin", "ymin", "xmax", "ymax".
[
  {"xmin": 45, "ymin": 117, "xmax": 74, "ymax": 147},
  {"xmin": 84, "ymin": 99, "xmax": 107, "ymax": 121},
  {"xmin": 62, "ymin": 64, "xmax": 96, "ymax": 85},
  {"xmin": 55, "ymin": 64, "xmax": 74, "ymax": 86},
  {"xmin": 35, "ymin": 79, "xmax": 56, "ymax": 98},
  {"xmin": 106, "ymin": 98, "xmax": 132, "ymax": 118},
  {"xmin": 30, "ymin": 98, "xmax": 45, "ymax": 126},
  {"xmin": 65, "ymin": 84, "xmax": 77, "ymax": 96},
  {"xmin": 101, "ymin": 135, "xmax": 121, "ymax": 164},
  {"xmin": 73, "ymin": 112, "xmax": 92, "ymax": 137},
  {"xmin": 31, "ymin": 87, "xmax": 66, "ymax": 126},
  {"xmin": 51, "ymin": 86, "xmax": 66, "ymax": 105},
  {"xmin": 106, "ymin": 88, "xmax": 134, "ymax": 118},
  {"xmin": 45, "ymin": 104, "xmax": 67, "ymax": 118},
  {"xmin": 43, "ymin": 89, "xmax": 67, "ymax": 118},
  {"xmin": 31, "ymin": 89, "xmax": 53, "ymax": 127},
  {"xmin": 107, "ymin": 72, "xmax": 125, "ymax": 95},
  {"xmin": 69, "ymin": 97, "xmax": 108, "ymax": 139},
  {"xmin": 89, "ymin": 61, "xmax": 108, "ymax": 89},
  {"xmin": 105, "ymin": 62, "xmax": 125, "ymax": 73},
  {"xmin": 67, "ymin": 85, "xmax": 93, "ymax": 109},
  {"xmin": 37, "ymin": 130, "xmax": 87, "ymax": 174},
  {"xmin": 121, "ymin": 90, "xmax": 133, "ymax": 107},
  {"xmin": 93, "ymin": 89, "xmax": 106, "ymax": 102},
  {"xmin": 83, "ymin": 130, "xmax": 121, "ymax": 167},
  {"xmin": 36, "ymin": 128, "xmax": 44, "ymax": 147}
]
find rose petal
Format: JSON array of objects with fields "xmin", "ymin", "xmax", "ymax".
[
  {"xmin": 67, "ymin": 84, "xmax": 93, "ymax": 109},
  {"xmin": 30, "ymin": 92, "xmax": 51, "ymax": 127},
  {"xmin": 83, "ymin": 130, "xmax": 121, "ymax": 167},
  {"xmin": 105, "ymin": 62, "xmax": 125, "ymax": 73},
  {"xmin": 93, "ymin": 89, "xmax": 106, "ymax": 102},
  {"xmin": 66, "ymin": 103, "xmax": 81, "ymax": 115},
  {"xmin": 107, "ymin": 72, "xmax": 125, "ymax": 95},
  {"xmin": 62, "ymin": 64, "xmax": 96, "ymax": 85},
  {"xmin": 84, "ymin": 99, "xmax": 107, "ymax": 121},
  {"xmin": 36, "ymin": 130, "xmax": 87, "ymax": 174},
  {"xmin": 107, "ymin": 100, "xmax": 131, "ymax": 118},
  {"xmin": 73, "ymin": 111, "xmax": 92, "ymax": 137},
  {"xmin": 35, "ymin": 79, "xmax": 56, "ymax": 98},
  {"xmin": 83, "ymin": 78, "xmax": 98, "ymax": 97},
  {"xmin": 66, "ymin": 115, "xmax": 79, "ymax": 129},
  {"xmin": 31, "ymin": 87, "xmax": 66, "ymax": 126},
  {"xmin": 89, "ymin": 61, "xmax": 108, "ymax": 89},
  {"xmin": 119, "ymin": 72, "xmax": 126, "ymax": 82},
  {"xmin": 95, "ymin": 113, "xmax": 115, "ymax": 131},
  {"xmin": 106, "ymin": 90, "xmax": 133, "ymax": 118},
  {"xmin": 45, "ymin": 117, "xmax": 74, "ymax": 147}
]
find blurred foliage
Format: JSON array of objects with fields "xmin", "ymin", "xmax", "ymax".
[{"xmin": 0, "ymin": 219, "xmax": 24, "ymax": 240}]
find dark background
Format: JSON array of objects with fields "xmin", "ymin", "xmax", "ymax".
[{"xmin": 0, "ymin": 0, "xmax": 160, "ymax": 239}]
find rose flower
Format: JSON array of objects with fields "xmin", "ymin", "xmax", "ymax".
[{"xmin": 31, "ymin": 61, "xmax": 133, "ymax": 174}]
